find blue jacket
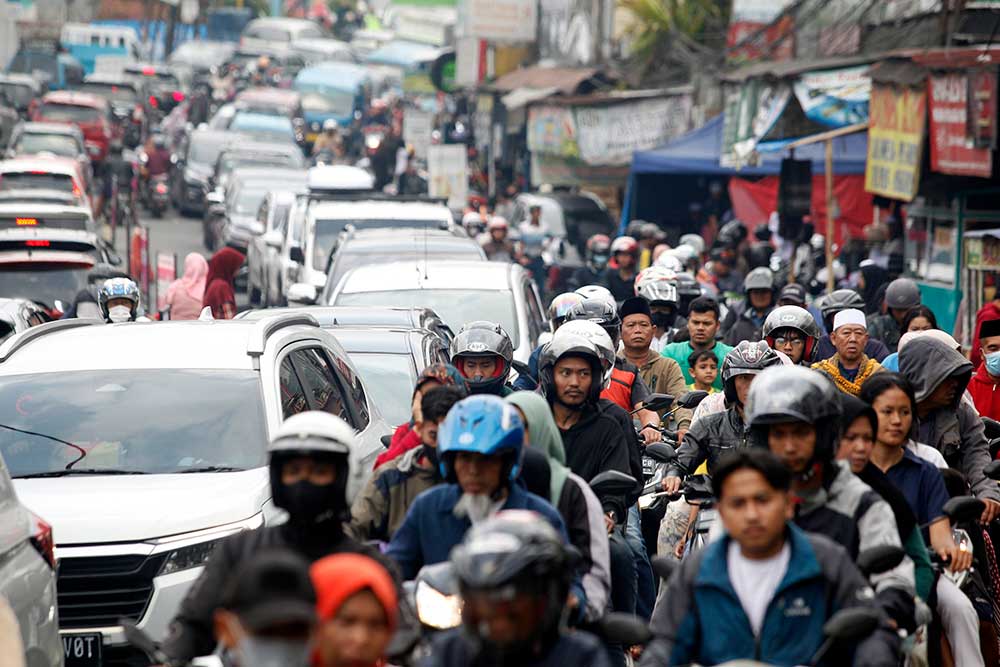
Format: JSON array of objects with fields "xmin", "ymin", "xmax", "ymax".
[
  {"xmin": 512, "ymin": 344, "xmax": 543, "ymax": 391},
  {"xmin": 640, "ymin": 525, "xmax": 898, "ymax": 667},
  {"xmin": 386, "ymin": 482, "xmax": 569, "ymax": 580}
]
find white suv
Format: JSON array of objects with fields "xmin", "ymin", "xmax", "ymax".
[{"xmin": 0, "ymin": 315, "xmax": 390, "ymax": 664}]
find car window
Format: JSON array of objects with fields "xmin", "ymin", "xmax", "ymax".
[
  {"xmin": 522, "ymin": 279, "xmax": 542, "ymax": 342},
  {"xmin": 288, "ymin": 348, "xmax": 352, "ymax": 425},
  {"xmin": 257, "ymin": 198, "xmax": 269, "ymax": 229},
  {"xmin": 279, "ymin": 355, "xmax": 309, "ymax": 419}
]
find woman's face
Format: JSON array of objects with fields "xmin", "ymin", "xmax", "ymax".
[
  {"xmin": 316, "ymin": 589, "xmax": 391, "ymax": 667},
  {"xmin": 872, "ymin": 387, "xmax": 912, "ymax": 447},
  {"xmin": 906, "ymin": 316, "xmax": 933, "ymax": 333},
  {"xmin": 837, "ymin": 416, "xmax": 874, "ymax": 473}
]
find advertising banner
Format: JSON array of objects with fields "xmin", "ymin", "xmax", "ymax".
[
  {"xmin": 527, "ymin": 105, "xmax": 579, "ymax": 157},
  {"xmin": 574, "ymin": 96, "xmax": 691, "ymax": 166},
  {"xmin": 727, "ymin": 0, "xmax": 796, "ymax": 62},
  {"xmin": 865, "ymin": 84, "xmax": 926, "ymax": 201},
  {"xmin": 460, "ymin": 0, "xmax": 537, "ymax": 43},
  {"xmin": 538, "ymin": 0, "xmax": 597, "ymax": 66},
  {"xmin": 929, "ymin": 73, "xmax": 992, "ymax": 178},
  {"xmin": 968, "ymin": 67, "xmax": 998, "ymax": 149},
  {"xmin": 721, "ymin": 81, "xmax": 791, "ymax": 167},
  {"xmin": 793, "ymin": 66, "xmax": 870, "ymax": 128},
  {"xmin": 427, "ymin": 144, "xmax": 467, "ymax": 209}
]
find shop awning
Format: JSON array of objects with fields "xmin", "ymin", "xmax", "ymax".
[
  {"xmin": 491, "ymin": 66, "xmax": 607, "ymax": 95},
  {"xmin": 630, "ymin": 115, "xmax": 869, "ymax": 176},
  {"xmin": 500, "ymin": 86, "xmax": 560, "ymax": 110}
]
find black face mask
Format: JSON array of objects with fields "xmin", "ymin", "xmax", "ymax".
[
  {"xmin": 280, "ymin": 480, "xmax": 339, "ymax": 525},
  {"xmin": 651, "ymin": 311, "xmax": 676, "ymax": 329}
]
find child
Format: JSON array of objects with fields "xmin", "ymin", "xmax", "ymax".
[{"xmin": 687, "ymin": 349, "xmax": 718, "ymax": 393}]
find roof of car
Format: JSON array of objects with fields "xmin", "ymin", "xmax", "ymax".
[
  {"xmin": 237, "ymin": 306, "xmax": 442, "ymax": 330},
  {"xmin": 235, "ymin": 87, "xmax": 301, "ymax": 105},
  {"xmin": 327, "ymin": 326, "xmax": 427, "ymax": 355},
  {"xmin": 0, "ymin": 249, "xmax": 95, "ymax": 267},
  {"xmin": 0, "ymin": 74, "xmax": 38, "ymax": 86},
  {"xmin": 229, "ymin": 166, "xmax": 307, "ymax": 183},
  {"xmin": 295, "ymin": 62, "xmax": 370, "ymax": 85},
  {"xmin": 0, "ymin": 189, "xmax": 79, "ymax": 205},
  {"xmin": 41, "ymin": 91, "xmax": 109, "ymax": 108},
  {"xmin": 310, "ymin": 200, "xmax": 452, "ymax": 222},
  {"xmin": 247, "ymin": 16, "xmax": 318, "ymax": 28},
  {"xmin": 220, "ymin": 140, "xmax": 303, "ymax": 158},
  {"xmin": 0, "ymin": 157, "xmax": 81, "ymax": 175},
  {"xmin": 337, "ymin": 260, "xmax": 515, "ymax": 294},
  {"xmin": 82, "ymin": 73, "xmax": 140, "ymax": 87},
  {"xmin": 340, "ymin": 230, "xmax": 480, "ymax": 253},
  {"xmin": 231, "ymin": 112, "xmax": 295, "ymax": 132},
  {"xmin": 291, "ymin": 37, "xmax": 352, "ymax": 51},
  {"xmin": 191, "ymin": 128, "xmax": 238, "ymax": 143},
  {"xmin": 15, "ymin": 122, "xmax": 84, "ymax": 137},
  {"xmin": 0, "ymin": 202, "xmax": 91, "ymax": 217}
]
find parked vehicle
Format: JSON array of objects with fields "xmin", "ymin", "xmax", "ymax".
[
  {"xmin": 246, "ymin": 189, "xmax": 298, "ymax": 306},
  {"xmin": 0, "ymin": 156, "xmax": 91, "ymax": 209},
  {"xmin": 0, "ymin": 74, "xmax": 44, "ymax": 118},
  {"xmin": 170, "ymin": 128, "xmax": 236, "ymax": 215}
]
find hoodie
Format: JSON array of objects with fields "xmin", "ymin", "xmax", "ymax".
[
  {"xmin": 899, "ymin": 337, "xmax": 1000, "ymax": 501},
  {"xmin": 969, "ymin": 362, "xmax": 1000, "ymax": 422}
]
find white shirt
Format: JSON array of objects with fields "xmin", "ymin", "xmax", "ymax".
[
  {"xmin": 727, "ymin": 540, "xmax": 791, "ymax": 636},
  {"xmin": 907, "ymin": 440, "xmax": 948, "ymax": 469}
]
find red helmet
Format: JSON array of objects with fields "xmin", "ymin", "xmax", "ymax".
[
  {"xmin": 611, "ymin": 236, "xmax": 639, "ymax": 255},
  {"xmin": 586, "ymin": 234, "xmax": 612, "ymax": 253}
]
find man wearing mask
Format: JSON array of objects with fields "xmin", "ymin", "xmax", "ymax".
[
  {"xmin": 720, "ymin": 267, "xmax": 776, "ymax": 345},
  {"xmin": 967, "ymin": 318, "xmax": 1000, "ymax": 421},
  {"xmin": 213, "ymin": 550, "xmax": 317, "ymax": 667},
  {"xmin": 811, "ymin": 309, "xmax": 883, "ymax": 395},
  {"xmin": 570, "ymin": 234, "xmax": 611, "ymax": 291},
  {"xmin": 161, "ymin": 412, "xmax": 389, "ymax": 661},
  {"xmin": 481, "ymin": 217, "xmax": 518, "ymax": 262},
  {"xmin": 637, "ymin": 281, "xmax": 686, "ymax": 352},
  {"xmin": 867, "ymin": 278, "xmax": 922, "ymax": 353},
  {"xmin": 660, "ymin": 297, "xmax": 733, "ymax": 392}
]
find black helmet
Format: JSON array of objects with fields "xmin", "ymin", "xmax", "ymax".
[
  {"xmin": 718, "ymin": 219, "xmax": 748, "ymax": 247},
  {"xmin": 450, "ymin": 321, "xmax": 514, "ymax": 396},
  {"xmin": 884, "ymin": 278, "xmax": 921, "ymax": 310},
  {"xmin": 538, "ymin": 334, "xmax": 603, "ymax": 404},
  {"xmin": 721, "ymin": 341, "xmax": 782, "ymax": 406},
  {"xmin": 817, "ymin": 289, "xmax": 865, "ymax": 331},
  {"xmin": 565, "ymin": 298, "xmax": 621, "ymax": 344},
  {"xmin": 745, "ymin": 366, "xmax": 843, "ymax": 465},
  {"xmin": 674, "ymin": 272, "xmax": 702, "ymax": 316},
  {"xmin": 452, "ymin": 511, "xmax": 577, "ymax": 657},
  {"xmin": 744, "ymin": 267, "xmax": 775, "ymax": 293},
  {"xmin": 763, "ymin": 306, "xmax": 822, "ymax": 363}
]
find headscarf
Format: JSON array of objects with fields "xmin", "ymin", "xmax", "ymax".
[
  {"xmin": 506, "ymin": 391, "xmax": 569, "ymax": 502},
  {"xmin": 838, "ymin": 393, "xmax": 878, "ymax": 443},
  {"xmin": 859, "ymin": 262, "xmax": 889, "ymax": 315},
  {"xmin": 177, "ymin": 252, "xmax": 208, "ymax": 300},
  {"xmin": 203, "ymin": 248, "xmax": 244, "ymax": 319},
  {"xmin": 310, "ymin": 553, "xmax": 398, "ymax": 631}
]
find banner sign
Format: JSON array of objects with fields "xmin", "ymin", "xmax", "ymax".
[
  {"xmin": 527, "ymin": 105, "xmax": 579, "ymax": 157},
  {"xmin": 538, "ymin": 0, "xmax": 597, "ymax": 66},
  {"xmin": 460, "ymin": 0, "xmax": 537, "ymax": 43},
  {"xmin": 865, "ymin": 84, "xmax": 926, "ymax": 202},
  {"xmin": 574, "ymin": 96, "xmax": 691, "ymax": 166},
  {"xmin": 929, "ymin": 73, "xmax": 992, "ymax": 178},
  {"xmin": 721, "ymin": 81, "xmax": 790, "ymax": 167},
  {"xmin": 403, "ymin": 109, "xmax": 433, "ymax": 159},
  {"xmin": 427, "ymin": 144, "xmax": 468, "ymax": 209},
  {"xmin": 793, "ymin": 66, "xmax": 870, "ymax": 128},
  {"xmin": 968, "ymin": 67, "xmax": 998, "ymax": 150}
]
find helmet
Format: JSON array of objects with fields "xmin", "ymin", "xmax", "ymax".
[
  {"xmin": 610, "ymin": 235, "xmax": 639, "ymax": 256},
  {"xmin": 637, "ymin": 279, "xmax": 678, "ymax": 306},
  {"xmin": 450, "ymin": 321, "xmax": 514, "ymax": 395},
  {"xmin": 634, "ymin": 266, "xmax": 677, "ymax": 294},
  {"xmin": 885, "ymin": 278, "xmax": 921, "ymax": 310},
  {"xmin": 151, "ymin": 133, "xmax": 167, "ymax": 149},
  {"xmin": 679, "ymin": 233, "xmax": 705, "ymax": 255},
  {"xmin": 625, "ymin": 221, "xmax": 645, "ymax": 238},
  {"xmin": 462, "ymin": 211, "xmax": 485, "ymax": 235},
  {"xmin": 745, "ymin": 366, "xmax": 843, "ymax": 464},
  {"xmin": 655, "ymin": 253, "xmax": 684, "ymax": 273},
  {"xmin": 670, "ymin": 244, "xmax": 698, "ymax": 267},
  {"xmin": 322, "ymin": 119, "xmax": 338, "ymax": 132},
  {"xmin": 585, "ymin": 234, "xmax": 611, "ymax": 270},
  {"xmin": 763, "ymin": 306, "xmax": 822, "ymax": 363},
  {"xmin": 675, "ymin": 272, "xmax": 703, "ymax": 316},
  {"xmin": 98, "ymin": 277, "xmax": 140, "ymax": 322},
  {"xmin": 538, "ymin": 334, "xmax": 604, "ymax": 404},
  {"xmin": 817, "ymin": 289, "xmax": 866, "ymax": 331},
  {"xmin": 718, "ymin": 219, "xmax": 748, "ymax": 247},
  {"xmin": 488, "ymin": 216, "xmax": 509, "ymax": 232},
  {"xmin": 555, "ymin": 320, "xmax": 614, "ymax": 389},
  {"xmin": 437, "ymin": 395, "xmax": 524, "ymax": 482},
  {"xmin": 744, "ymin": 267, "xmax": 775, "ymax": 292},
  {"xmin": 721, "ymin": 341, "xmax": 782, "ymax": 406},
  {"xmin": 268, "ymin": 411, "xmax": 359, "ymax": 521},
  {"xmin": 638, "ymin": 223, "xmax": 660, "ymax": 240},
  {"xmin": 547, "ymin": 292, "xmax": 585, "ymax": 329},
  {"xmin": 574, "ymin": 284, "xmax": 615, "ymax": 307},
  {"xmin": 565, "ymin": 298, "xmax": 621, "ymax": 344}
]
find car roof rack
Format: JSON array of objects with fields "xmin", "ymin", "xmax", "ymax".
[
  {"xmin": 0, "ymin": 318, "xmax": 104, "ymax": 362},
  {"xmin": 246, "ymin": 312, "xmax": 320, "ymax": 361}
]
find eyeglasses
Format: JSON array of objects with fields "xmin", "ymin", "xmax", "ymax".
[{"xmin": 774, "ymin": 336, "xmax": 804, "ymax": 347}]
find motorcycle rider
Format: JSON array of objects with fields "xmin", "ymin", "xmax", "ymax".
[
  {"xmin": 867, "ymin": 277, "xmax": 922, "ymax": 354},
  {"xmin": 762, "ymin": 305, "xmax": 822, "ymax": 366},
  {"xmin": 450, "ymin": 321, "xmax": 514, "ymax": 397},
  {"xmin": 814, "ymin": 289, "xmax": 890, "ymax": 362},
  {"xmin": 423, "ymin": 513, "xmax": 611, "ymax": 667},
  {"xmin": 312, "ymin": 119, "xmax": 342, "ymax": 156},
  {"xmin": 606, "ymin": 236, "xmax": 639, "ymax": 302},
  {"xmin": 811, "ymin": 309, "xmax": 884, "ymax": 396},
  {"xmin": 161, "ymin": 411, "xmax": 392, "ymax": 661},
  {"xmin": 637, "ymin": 280, "xmax": 685, "ymax": 352},
  {"xmin": 720, "ymin": 267, "xmax": 776, "ymax": 346},
  {"xmin": 98, "ymin": 277, "xmax": 142, "ymax": 323},
  {"xmin": 569, "ymin": 234, "xmax": 611, "ymax": 291},
  {"xmin": 140, "ymin": 133, "xmax": 171, "ymax": 189},
  {"xmin": 511, "ymin": 292, "xmax": 585, "ymax": 392},
  {"xmin": 481, "ymin": 217, "xmax": 518, "ymax": 262},
  {"xmin": 96, "ymin": 138, "xmax": 135, "ymax": 225}
]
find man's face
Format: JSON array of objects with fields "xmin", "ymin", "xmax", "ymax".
[
  {"xmin": 718, "ymin": 469, "xmax": 791, "ymax": 559},
  {"xmin": 462, "ymin": 589, "xmax": 543, "ymax": 646},
  {"xmin": 107, "ymin": 297, "xmax": 132, "ymax": 311},
  {"xmin": 316, "ymin": 590, "xmax": 391, "ymax": 667},
  {"xmin": 890, "ymin": 307, "xmax": 910, "ymax": 324},
  {"xmin": 553, "ymin": 356, "xmax": 592, "ymax": 407},
  {"xmin": 837, "ymin": 416, "xmax": 875, "ymax": 474},
  {"xmin": 688, "ymin": 311, "xmax": 719, "ymax": 345},
  {"xmin": 767, "ymin": 421, "xmax": 817, "ymax": 475},
  {"xmin": 772, "ymin": 327, "xmax": 805, "ymax": 364},
  {"xmin": 748, "ymin": 289, "xmax": 772, "ymax": 311},
  {"xmin": 616, "ymin": 252, "xmax": 635, "ymax": 269},
  {"xmin": 461, "ymin": 356, "xmax": 498, "ymax": 382},
  {"xmin": 923, "ymin": 377, "xmax": 960, "ymax": 411},
  {"xmin": 490, "ymin": 228, "xmax": 506, "ymax": 242},
  {"xmin": 832, "ymin": 325, "xmax": 867, "ymax": 363},
  {"xmin": 622, "ymin": 314, "xmax": 653, "ymax": 351},
  {"xmin": 529, "ymin": 208, "xmax": 541, "ymax": 224},
  {"xmin": 980, "ymin": 335, "xmax": 1000, "ymax": 366},
  {"xmin": 280, "ymin": 457, "xmax": 337, "ymax": 487},
  {"xmin": 733, "ymin": 374, "xmax": 754, "ymax": 406},
  {"xmin": 453, "ymin": 451, "xmax": 503, "ymax": 496},
  {"xmin": 416, "ymin": 417, "xmax": 445, "ymax": 448}
]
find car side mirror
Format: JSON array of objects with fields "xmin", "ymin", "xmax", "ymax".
[
  {"xmin": 289, "ymin": 246, "xmax": 305, "ymax": 264},
  {"xmin": 589, "ymin": 471, "xmax": 637, "ymax": 498},
  {"xmin": 942, "ymin": 496, "xmax": 985, "ymax": 525},
  {"xmin": 380, "ymin": 434, "xmax": 392, "ymax": 448},
  {"xmin": 856, "ymin": 545, "xmax": 905, "ymax": 577},
  {"xmin": 287, "ymin": 282, "xmax": 317, "ymax": 305},
  {"xmin": 677, "ymin": 390, "xmax": 709, "ymax": 409},
  {"xmin": 643, "ymin": 393, "xmax": 674, "ymax": 413},
  {"xmin": 644, "ymin": 443, "xmax": 676, "ymax": 463}
]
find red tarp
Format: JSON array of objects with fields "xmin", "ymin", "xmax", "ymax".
[{"xmin": 728, "ymin": 174, "xmax": 874, "ymax": 244}]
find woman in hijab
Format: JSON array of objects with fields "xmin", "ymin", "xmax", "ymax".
[
  {"xmin": 165, "ymin": 252, "xmax": 208, "ymax": 320},
  {"xmin": 310, "ymin": 553, "xmax": 397, "ymax": 667},
  {"xmin": 203, "ymin": 248, "xmax": 244, "ymax": 320},
  {"xmin": 505, "ymin": 391, "xmax": 610, "ymax": 623},
  {"xmin": 375, "ymin": 363, "xmax": 466, "ymax": 469}
]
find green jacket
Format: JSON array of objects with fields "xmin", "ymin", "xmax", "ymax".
[{"xmin": 660, "ymin": 340, "xmax": 733, "ymax": 391}]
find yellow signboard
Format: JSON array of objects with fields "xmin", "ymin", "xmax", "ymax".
[{"xmin": 865, "ymin": 84, "xmax": 927, "ymax": 202}]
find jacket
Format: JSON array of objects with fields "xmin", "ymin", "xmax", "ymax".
[
  {"xmin": 631, "ymin": 350, "xmax": 692, "ymax": 429},
  {"xmin": 811, "ymin": 354, "xmax": 884, "ymax": 395},
  {"xmin": 422, "ymin": 627, "xmax": 611, "ymax": 667},
  {"xmin": 666, "ymin": 407, "xmax": 747, "ymax": 479},
  {"xmin": 640, "ymin": 525, "xmax": 899, "ymax": 667},
  {"xmin": 348, "ymin": 445, "xmax": 440, "ymax": 543},
  {"xmin": 866, "ymin": 313, "xmax": 902, "ymax": 353},
  {"xmin": 968, "ymin": 362, "xmax": 1000, "ymax": 422},
  {"xmin": 606, "ymin": 269, "xmax": 636, "ymax": 303},
  {"xmin": 386, "ymin": 482, "xmax": 568, "ymax": 580},
  {"xmin": 375, "ymin": 422, "xmax": 422, "ymax": 469},
  {"xmin": 601, "ymin": 360, "xmax": 646, "ymax": 411},
  {"xmin": 720, "ymin": 300, "xmax": 773, "ymax": 346},
  {"xmin": 660, "ymin": 340, "xmax": 733, "ymax": 391},
  {"xmin": 899, "ymin": 337, "xmax": 1000, "ymax": 501},
  {"xmin": 815, "ymin": 334, "xmax": 889, "ymax": 362}
]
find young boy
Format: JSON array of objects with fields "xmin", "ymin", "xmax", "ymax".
[{"xmin": 687, "ymin": 349, "xmax": 718, "ymax": 393}]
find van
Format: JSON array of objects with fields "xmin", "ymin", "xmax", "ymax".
[
  {"xmin": 293, "ymin": 62, "xmax": 370, "ymax": 144},
  {"xmin": 60, "ymin": 23, "xmax": 144, "ymax": 75}
]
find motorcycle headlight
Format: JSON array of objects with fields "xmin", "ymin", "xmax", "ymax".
[
  {"xmin": 158, "ymin": 538, "xmax": 222, "ymax": 576},
  {"xmin": 365, "ymin": 134, "xmax": 383, "ymax": 150},
  {"xmin": 415, "ymin": 580, "xmax": 462, "ymax": 630}
]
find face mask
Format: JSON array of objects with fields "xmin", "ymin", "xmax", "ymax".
[
  {"xmin": 233, "ymin": 636, "xmax": 308, "ymax": 667},
  {"xmin": 986, "ymin": 351, "xmax": 1000, "ymax": 377},
  {"xmin": 108, "ymin": 305, "xmax": 133, "ymax": 323},
  {"xmin": 281, "ymin": 480, "xmax": 336, "ymax": 524}
]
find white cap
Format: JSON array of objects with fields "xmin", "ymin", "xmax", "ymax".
[{"xmin": 833, "ymin": 308, "xmax": 867, "ymax": 332}]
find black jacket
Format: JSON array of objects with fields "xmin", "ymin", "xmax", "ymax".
[
  {"xmin": 422, "ymin": 627, "xmax": 612, "ymax": 667},
  {"xmin": 667, "ymin": 407, "xmax": 748, "ymax": 479},
  {"xmin": 605, "ymin": 269, "xmax": 636, "ymax": 303},
  {"xmin": 720, "ymin": 300, "xmax": 772, "ymax": 346}
]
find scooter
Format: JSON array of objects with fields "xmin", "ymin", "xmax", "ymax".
[{"xmin": 147, "ymin": 173, "xmax": 170, "ymax": 218}]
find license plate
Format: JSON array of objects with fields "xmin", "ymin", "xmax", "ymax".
[
  {"xmin": 63, "ymin": 633, "xmax": 102, "ymax": 667},
  {"xmin": 642, "ymin": 456, "xmax": 656, "ymax": 475}
]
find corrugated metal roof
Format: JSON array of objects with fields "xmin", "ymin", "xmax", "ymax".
[{"xmin": 491, "ymin": 66, "xmax": 604, "ymax": 95}]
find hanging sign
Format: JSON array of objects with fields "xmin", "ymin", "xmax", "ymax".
[{"xmin": 865, "ymin": 84, "xmax": 926, "ymax": 202}]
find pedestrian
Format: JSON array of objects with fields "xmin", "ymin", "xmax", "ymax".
[
  {"xmin": 164, "ymin": 252, "xmax": 208, "ymax": 320},
  {"xmin": 203, "ymin": 247, "xmax": 244, "ymax": 320}
]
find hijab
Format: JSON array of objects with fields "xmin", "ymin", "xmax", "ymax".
[
  {"xmin": 506, "ymin": 391, "xmax": 569, "ymax": 502},
  {"xmin": 203, "ymin": 248, "xmax": 244, "ymax": 318},
  {"xmin": 178, "ymin": 253, "xmax": 208, "ymax": 299},
  {"xmin": 310, "ymin": 553, "xmax": 397, "ymax": 631}
]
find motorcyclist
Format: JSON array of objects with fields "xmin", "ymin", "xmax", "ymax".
[
  {"xmin": 511, "ymin": 292, "xmax": 585, "ymax": 392},
  {"xmin": 637, "ymin": 280, "xmax": 685, "ymax": 352},
  {"xmin": 745, "ymin": 225, "xmax": 774, "ymax": 270},
  {"xmin": 96, "ymin": 139, "xmax": 135, "ymax": 223},
  {"xmin": 312, "ymin": 119, "xmax": 343, "ymax": 157},
  {"xmin": 811, "ymin": 309, "xmax": 884, "ymax": 396},
  {"xmin": 423, "ymin": 513, "xmax": 610, "ymax": 667},
  {"xmin": 98, "ymin": 277, "xmax": 142, "ymax": 323},
  {"xmin": 606, "ymin": 236, "xmax": 639, "ymax": 302},
  {"xmin": 161, "ymin": 411, "xmax": 392, "ymax": 661},
  {"xmin": 569, "ymin": 234, "xmax": 611, "ymax": 291},
  {"xmin": 720, "ymin": 267, "xmax": 775, "ymax": 346},
  {"xmin": 762, "ymin": 305, "xmax": 822, "ymax": 366},
  {"xmin": 481, "ymin": 217, "xmax": 518, "ymax": 262},
  {"xmin": 140, "ymin": 133, "xmax": 171, "ymax": 204},
  {"xmin": 450, "ymin": 321, "xmax": 514, "ymax": 396},
  {"xmin": 814, "ymin": 289, "xmax": 890, "ymax": 362},
  {"xmin": 867, "ymin": 278, "xmax": 922, "ymax": 354}
]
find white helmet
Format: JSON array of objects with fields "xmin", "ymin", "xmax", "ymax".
[
  {"xmin": 322, "ymin": 119, "xmax": 338, "ymax": 133},
  {"xmin": 555, "ymin": 320, "xmax": 614, "ymax": 390},
  {"xmin": 574, "ymin": 284, "xmax": 615, "ymax": 307},
  {"xmin": 269, "ymin": 411, "xmax": 363, "ymax": 504},
  {"xmin": 679, "ymin": 234, "xmax": 705, "ymax": 255},
  {"xmin": 634, "ymin": 266, "xmax": 678, "ymax": 295},
  {"xmin": 655, "ymin": 253, "xmax": 684, "ymax": 272}
]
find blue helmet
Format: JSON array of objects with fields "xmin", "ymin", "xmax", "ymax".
[{"xmin": 437, "ymin": 395, "xmax": 524, "ymax": 482}]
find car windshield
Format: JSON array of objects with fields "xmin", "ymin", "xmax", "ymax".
[
  {"xmin": 78, "ymin": 82, "xmax": 138, "ymax": 104},
  {"xmin": 0, "ymin": 172, "xmax": 74, "ymax": 193},
  {"xmin": 230, "ymin": 114, "xmax": 294, "ymax": 141},
  {"xmin": 14, "ymin": 133, "xmax": 79, "ymax": 158},
  {"xmin": 296, "ymin": 83, "xmax": 354, "ymax": 117},
  {"xmin": 0, "ymin": 369, "xmax": 267, "ymax": 477},
  {"xmin": 345, "ymin": 352, "xmax": 414, "ymax": 427},
  {"xmin": 39, "ymin": 103, "xmax": 101, "ymax": 123},
  {"xmin": 0, "ymin": 262, "xmax": 91, "ymax": 307},
  {"xmin": 0, "ymin": 82, "xmax": 33, "ymax": 108},
  {"xmin": 336, "ymin": 289, "xmax": 518, "ymax": 343}
]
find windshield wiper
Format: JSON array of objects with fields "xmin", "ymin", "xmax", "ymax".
[
  {"xmin": 175, "ymin": 466, "xmax": 246, "ymax": 474},
  {"xmin": 14, "ymin": 469, "xmax": 148, "ymax": 479}
]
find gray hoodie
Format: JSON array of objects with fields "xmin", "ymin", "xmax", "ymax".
[{"xmin": 899, "ymin": 337, "xmax": 1000, "ymax": 501}]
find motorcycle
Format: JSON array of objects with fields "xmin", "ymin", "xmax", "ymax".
[{"xmin": 147, "ymin": 173, "xmax": 170, "ymax": 218}]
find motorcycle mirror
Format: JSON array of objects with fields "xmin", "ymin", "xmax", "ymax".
[
  {"xmin": 380, "ymin": 434, "xmax": 392, "ymax": 448},
  {"xmin": 677, "ymin": 390, "xmax": 709, "ymax": 409},
  {"xmin": 640, "ymin": 393, "xmax": 674, "ymax": 413},
  {"xmin": 856, "ymin": 545, "xmax": 905, "ymax": 577},
  {"xmin": 821, "ymin": 606, "xmax": 881, "ymax": 642},
  {"xmin": 595, "ymin": 612, "xmax": 653, "ymax": 647},
  {"xmin": 589, "ymin": 471, "xmax": 638, "ymax": 498},
  {"xmin": 943, "ymin": 496, "xmax": 985, "ymax": 525},
  {"xmin": 649, "ymin": 555, "xmax": 677, "ymax": 581},
  {"xmin": 644, "ymin": 443, "xmax": 676, "ymax": 464},
  {"xmin": 984, "ymin": 459, "xmax": 1000, "ymax": 481}
]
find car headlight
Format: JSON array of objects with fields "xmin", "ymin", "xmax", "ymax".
[
  {"xmin": 158, "ymin": 538, "xmax": 222, "ymax": 576},
  {"xmin": 415, "ymin": 580, "xmax": 462, "ymax": 630}
]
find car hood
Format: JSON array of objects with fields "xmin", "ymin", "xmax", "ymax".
[{"xmin": 14, "ymin": 468, "xmax": 270, "ymax": 545}]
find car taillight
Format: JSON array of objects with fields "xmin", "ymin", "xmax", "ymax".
[
  {"xmin": 26, "ymin": 240, "xmax": 50, "ymax": 247},
  {"xmin": 149, "ymin": 95, "xmax": 159, "ymax": 108},
  {"xmin": 172, "ymin": 91, "xmax": 185, "ymax": 102},
  {"xmin": 73, "ymin": 183, "xmax": 82, "ymax": 198},
  {"xmin": 29, "ymin": 512, "xmax": 57, "ymax": 570}
]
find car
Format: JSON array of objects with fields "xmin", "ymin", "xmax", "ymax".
[
  {"xmin": 217, "ymin": 167, "xmax": 307, "ymax": 252},
  {"xmin": 0, "ymin": 73, "xmax": 45, "ymax": 117},
  {"xmin": 0, "ymin": 201, "xmax": 96, "ymax": 235},
  {"xmin": 6, "ymin": 47, "xmax": 85, "ymax": 91},
  {"xmin": 0, "ymin": 447, "xmax": 61, "ymax": 667},
  {"xmin": 5, "ymin": 121, "xmax": 94, "ymax": 190},
  {"xmin": 294, "ymin": 305, "xmax": 455, "ymax": 347},
  {"xmin": 326, "ymin": 260, "xmax": 548, "ymax": 363},
  {"xmin": 167, "ymin": 40, "xmax": 235, "ymax": 81},
  {"xmin": 0, "ymin": 156, "xmax": 91, "ymax": 209},
  {"xmin": 294, "ymin": 62, "xmax": 370, "ymax": 140},
  {"xmin": 210, "ymin": 141, "xmax": 307, "ymax": 194},
  {"xmin": 170, "ymin": 128, "xmax": 237, "ymax": 215},
  {"xmin": 122, "ymin": 63, "xmax": 187, "ymax": 115},
  {"xmin": 240, "ymin": 17, "xmax": 325, "ymax": 50},
  {"xmin": 0, "ymin": 188, "xmax": 81, "ymax": 207},
  {"xmin": 77, "ymin": 74, "xmax": 144, "ymax": 123},
  {"xmin": 0, "ymin": 245, "xmax": 96, "ymax": 315},
  {"xmin": 247, "ymin": 190, "xmax": 297, "ymax": 307},
  {"xmin": 290, "ymin": 37, "xmax": 355, "ymax": 65},
  {"xmin": 228, "ymin": 111, "xmax": 298, "ymax": 145},
  {"xmin": 233, "ymin": 87, "xmax": 306, "ymax": 142},
  {"xmin": 323, "ymin": 227, "xmax": 485, "ymax": 295},
  {"xmin": 0, "ymin": 313, "xmax": 391, "ymax": 663},
  {"xmin": 31, "ymin": 91, "xmax": 113, "ymax": 163},
  {"xmin": 0, "ymin": 297, "xmax": 51, "ymax": 341}
]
